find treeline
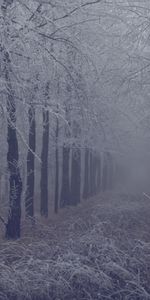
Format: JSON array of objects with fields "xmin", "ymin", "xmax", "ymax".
[
  {"xmin": 4, "ymin": 111, "xmax": 115, "ymax": 239},
  {"xmin": 1, "ymin": 48, "xmax": 116, "ymax": 240},
  {"xmin": 0, "ymin": 0, "xmax": 116, "ymax": 240},
  {"xmin": 2, "ymin": 49, "xmax": 116, "ymax": 240}
]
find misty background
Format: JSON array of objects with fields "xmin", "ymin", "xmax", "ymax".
[{"xmin": 0, "ymin": 0, "xmax": 150, "ymax": 299}]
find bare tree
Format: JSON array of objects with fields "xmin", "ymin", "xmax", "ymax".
[
  {"xmin": 2, "ymin": 0, "xmax": 22, "ymax": 239},
  {"xmin": 40, "ymin": 83, "xmax": 50, "ymax": 217},
  {"xmin": 25, "ymin": 104, "xmax": 36, "ymax": 218}
]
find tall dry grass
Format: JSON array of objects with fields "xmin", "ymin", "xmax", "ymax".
[{"xmin": 0, "ymin": 192, "xmax": 150, "ymax": 300}]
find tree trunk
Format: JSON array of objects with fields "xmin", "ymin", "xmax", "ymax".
[
  {"xmin": 89, "ymin": 151, "xmax": 94, "ymax": 197},
  {"xmin": 93, "ymin": 154, "xmax": 97, "ymax": 196},
  {"xmin": 5, "ymin": 53, "xmax": 22, "ymax": 239},
  {"xmin": 60, "ymin": 145, "xmax": 70, "ymax": 207},
  {"xmin": 83, "ymin": 147, "xmax": 89, "ymax": 200},
  {"xmin": 96, "ymin": 156, "xmax": 101, "ymax": 193},
  {"xmin": 92, "ymin": 153, "xmax": 96, "ymax": 196},
  {"xmin": 107, "ymin": 152, "xmax": 113, "ymax": 190},
  {"xmin": 102, "ymin": 152, "xmax": 107, "ymax": 192},
  {"xmin": 40, "ymin": 109, "xmax": 49, "ymax": 217},
  {"xmin": 70, "ymin": 146, "xmax": 81, "ymax": 206},
  {"xmin": 25, "ymin": 105, "xmax": 36, "ymax": 218},
  {"xmin": 54, "ymin": 115, "xmax": 59, "ymax": 214}
]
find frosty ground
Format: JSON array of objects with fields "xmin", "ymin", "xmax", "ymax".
[{"xmin": 0, "ymin": 192, "xmax": 150, "ymax": 300}]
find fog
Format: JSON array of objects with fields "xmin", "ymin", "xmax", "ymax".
[{"xmin": 0, "ymin": 0, "xmax": 150, "ymax": 299}]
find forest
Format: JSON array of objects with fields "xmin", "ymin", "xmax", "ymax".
[{"xmin": 0, "ymin": 0, "xmax": 150, "ymax": 299}]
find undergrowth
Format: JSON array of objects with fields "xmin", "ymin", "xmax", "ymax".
[{"xmin": 0, "ymin": 193, "xmax": 150, "ymax": 300}]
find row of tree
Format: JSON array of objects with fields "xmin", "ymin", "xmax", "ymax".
[
  {"xmin": 1, "ymin": 0, "xmax": 150, "ymax": 239},
  {"xmin": 0, "ymin": 0, "xmax": 117, "ymax": 239},
  {"xmin": 6, "ymin": 114, "xmax": 114, "ymax": 238}
]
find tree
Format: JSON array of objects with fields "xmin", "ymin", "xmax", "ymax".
[
  {"xmin": 96, "ymin": 155, "xmax": 101, "ymax": 193},
  {"xmin": 54, "ymin": 109, "xmax": 59, "ymax": 214},
  {"xmin": 70, "ymin": 121, "xmax": 81, "ymax": 206},
  {"xmin": 40, "ymin": 82, "xmax": 50, "ymax": 217},
  {"xmin": 83, "ymin": 147, "xmax": 90, "ymax": 199},
  {"xmin": 25, "ymin": 104, "xmax": 36, "ymax": 218},
  {"xmin": 40, "ymin": 107, "xmax": 49, "ymax": 217},
  {"xmin": 5, "ymin": 55, "xmax": 22, "ymax": 239},
  {"xmin": 60, "ymin": 137, "xmax": 71, "ymax": 208},
  {"xmin": 2, "ymin": 0, "xmax": 22, "ymax": 239}
]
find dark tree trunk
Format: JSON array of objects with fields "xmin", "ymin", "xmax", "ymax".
[
  {"xmin": 5, "ymin": 53, "xmax": 22, "ymax": 239},
  {"xmin": 2, "ymin": 2, "xmax": 22, "ymax": 239},
  {"xmin": 89, "ymin": 151, "xmax": 95, "ymax": 197},
  {"xmin": 89, "ymin": 151, "xmax": 92, "ymax": 197},
  {"xmin": 107, "ymin": 152, "xmax": 113, "ymax": 190},
  {"xmin": 83, "ymin": 147, "xmax": 89, "ymax": 200},
  {"xmin": 60, "ymin": 92, "xmax": 71, "ymax": 208},
  {"xmin": 6, "ymin": 113, "xmax": 22, "ymax": 239},
  {"xmin": 93, "ymin": 154, "xmax": 97, "ymax": 195},
  {"xmin": 54, "ymin": 115, "xmax": 59, "ymax": 214},
  {"xmin": 70, "ymin": 146, "xmax": 81, "ymax": 206},
  {"xmin": 102, "ymin": 152, "xmax": 107, "ymax": 192},
  {"xmin": 60, "ymin": 145, "xmax": 70, "ymax": 207},
  {"xmin": 40, "ymin": 109, "xmax": 49, "ymax": 217},
  {"xmin": 96, "ymin": 156, "xmax": 101, "ymax": 193},
  {"xmin": 25, "ymin": 105, "xmax": 36, "ymax": 218}
]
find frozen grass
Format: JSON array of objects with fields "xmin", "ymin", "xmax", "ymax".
[{"xmin": 0, "ymin": 192, "xmax": 150, "ymax": 300}]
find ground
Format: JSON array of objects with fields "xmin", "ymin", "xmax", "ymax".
[{"xmin": 0, "ymin": 192, "xmax": 150, "ymax": 299}]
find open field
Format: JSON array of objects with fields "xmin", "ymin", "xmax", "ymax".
[{"xmin": 0, "ymin": 192, "xmax": 150, "ymax": 300}]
